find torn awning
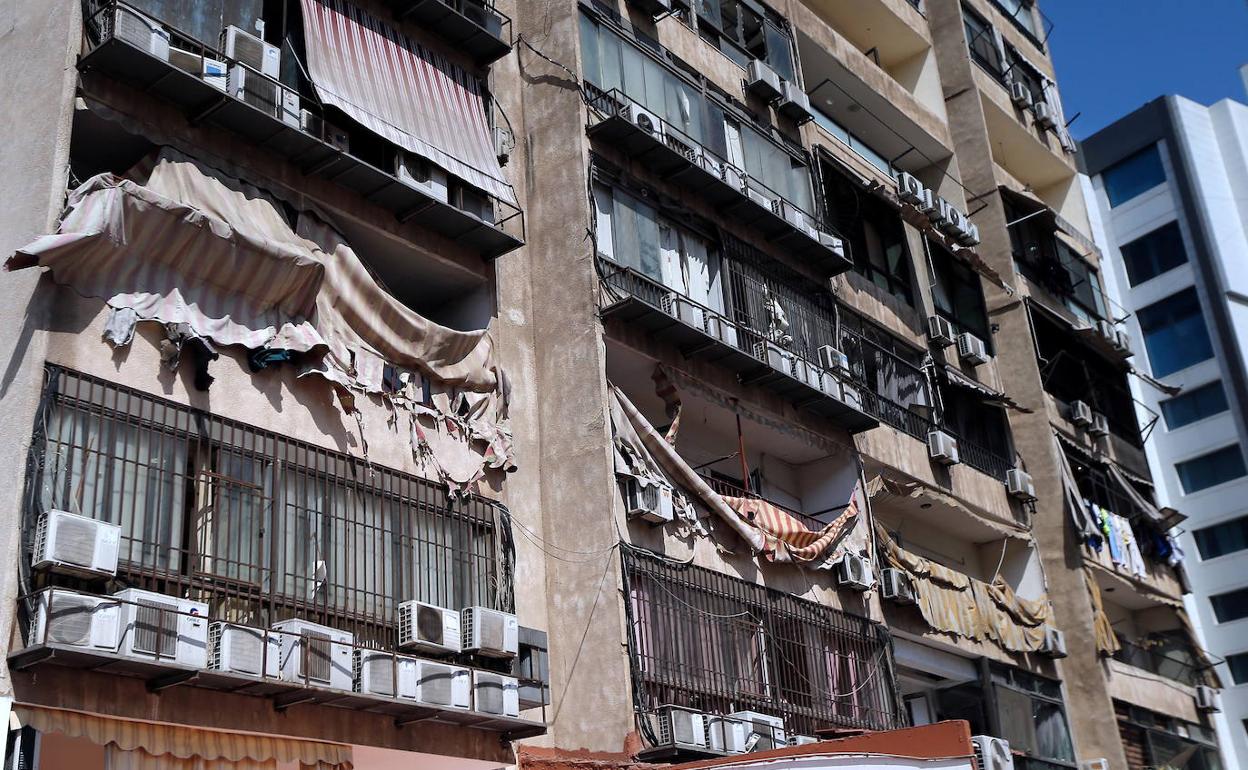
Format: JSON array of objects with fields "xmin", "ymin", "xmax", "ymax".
[
  {"xmin": 300, "ymin": 0, "xmax": 517, "ymax": 206},
  {"xmin": 940, "ymin": 364, "xmax": 1032, "ymax": 413}
]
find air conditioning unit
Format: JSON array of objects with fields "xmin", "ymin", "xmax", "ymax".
[
  {"xmin": 817, "ymin": 231, "xmax": 847, "ymax": 260},
  {"xmin": 836, "ymin": 552, "xmax": 872, "ymax": 591},
  {"xmin": 648, "ymin": 707, "xmax": 708, "ymax": 751},
  {"xmin": 1114, "ymin": 330, "xmax": 1132, "ymax": 356},
  {"xmin": 746, "ymin": 184, "xmax": 776, "ymax": 211},
  {"xmin": 772, "ymin": 199, "xmax": 819, "ymax": 240},
  {"xmin": 626, "ymin": 102, "xmax": 663, "ymax": 137},
  {"xmin": 697, "ymin": 150, "xmax": 725, "ymax": 180},
  {"xmin": 451, "ymin": 184, "xmax": 497, "ymax": 225},
  {"xmin": 754, "ymin": 339, "xmax": 793, "ymax": 374},
  {"xmin": 394, "ymin": 151, "xmax": 450, "ymax": 202},
  {"xmin": 33, "ymin": 510, "xmax": 120, "ymax": 578},
  {"xmin": 926, "ymin": 196, "xmax": 950, "ymax": 227},
  {"xmin": 222, "ymin": 25, "xmax": 281, "ymax": 79},
  {"xmin": 896, "ymin": 172, "xmax": 927, "ymax": 205},
  {"xmin": 818, "ymin": 345, "xmax": 849, "ymax": 373},
  {"xmin": 880, "ymin": 568, "xmax": 916, "ymax": 604},
  {"xmin": 463, "ymin": 0, "xmax": 506, "ymax": 35},
  {"xmin": 472, "ymin": 670, "xmax": 520, "ymax": 716},
  {"xmin": 789, "ymin": 735, "xmax": 819, "ymax": 746},
  {"xmin": 665, "ymin": 131, "xmax": 699, "ymax": 163},
  {"xmin": 1096, "ymin": 319, "xmax": 1116, "ymax": 342},
  {"xmin": 957, "ymin": 220, "xmax": 981, "ymax": 247},
  {"xmin": 787, "ymin": 355, "xmax": 811, "ymax": 385},
  {"xmin": 461, "ymin": 606, "xmax": 519, "ymax": 657},
  {"xmin": 746, "ymin": 59, "xmax": 783, "ymax": 101},
  {"xmin": 1195, "ymin": 685, "xmax": 1220, "ymax": 712},
  {"xmin": 731, "ymin": 710, "xmax": 786, "ymax": 750},
  {"xmin": 662, "ymin": 292, "xmax": 706, "ymax": 329},
  {"xmin": 939, "ymin": 204, "xmax": 966, "ymax": 236},
  {"xmin": 208, "ymin": 622, "xmax": 279, "ymax": 679},
  {"xmin": 114, "ymin": 588, "xmax": 209, "ymax": 668},
  {"xmin": 272, "ymin": 619, "xmax": 354, "ymax": 690},
  {"xmin": 353, "ymin": 648, "xmax": 399, "ymax": 698},
  {"xmin": 398, "ymin": 600, "xmax": 461, "ymax": 654},
  {"xmin": 927, "ymin": 315, "xmax": 956, "ymax": 348},
  {"xmin": 722, "ymin": 163, "xmax": 747, "ymax": 192},
  {"xmin": 777, "ymin": 81, "xmax": 813, "ymax": 122},
  {"xmin": 956, "ymin": 332, "xmax": 991, "ymax": 366},
  {"xmin": 1032, "ymin": 101, "xmax": 1057, "ymax": 130},
  {"xmin": 1005, "ymin": 469, "xmax": 1036, "ymax": 502},
  {"xmin": 300, "ymin": 110, "xmax": 350, "ymax": 152},
  {"xmin": 227, "ymin": 65, "xmax": 287, "ymax": 119},
  {"xmin": 169, "ymin": 48, "xmax": 228, "ymax": 90},
  {"xmin": 1089, "ymin": 412, "xmax": 1110, "ymax": 437},
  {"xmin": 972, "ymin": 735, "xmax": 1014, "ymax": 770},
  {"xmin": 705, "ymin": 313, "xmax": 740, "ymax": 349},
  {"xmin": 1010, "ymin": 81, "xmax": 1032, "ymax": 108},
  {"xmin": 708, "ymin": 715, "xmax": 748, "ymax": 754},
  {"xmin": 398, "ymin": 657, "xmax": 472, "ymax": 709},
  {"xmin": 1039, "ymin": 625, "xmax": 1068, "ymax": 658},
  {"xmin": 1080, "ymin": 760, "xmax": 1110, "ymax": 770},
  {"xmin": 620, "ymin": 474, "xmax": 675, "ymax": 525},
  {"xmin": 928, "ymin": 430, "xmax": 960, "ymax": 465},
  {"xmin": 112, "ymin": 5, "xmax": 170, "ymax": 61},
  {"xmin": 29, "ymin": 588, "xmax": 119, "ymax": 651},
  {"xmin": 1069, "ymin": 400, "xmax": 1093, "ymax": 427}
]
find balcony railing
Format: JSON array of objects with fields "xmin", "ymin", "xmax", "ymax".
[
  {"xmin": 698, "ymin": 474, "xmax": 829, "ymax": 532},
  {"xmin": 382, "ymin": 0, "xmax": 514, "ymax": 65},
  {"xmin": 1112, "ymin": 640, "xmax": 1209, "ymax": 688},
  {"xmin": 81, "ymin": 1, "xmax": 524, "ymax": 258}
]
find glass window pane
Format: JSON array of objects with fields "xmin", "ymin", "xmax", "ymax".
[
  {"xmin": 1161, "ymin": 381, "xmax": 1228, "ymax": 430},
  {"xmin": 1227, "ymin": 652, "xmax": 1248, "ymax": 684},
  {"xmin": 1176, "ymin": 444, "xmax": 1247, "ymax": 494},
  {"xmin": 579, "ymin": 14, "xmax": 600, "ymax": 86},
  {"xmin": 1137, "ymin": 287, "xmax": 1214, "ymax": 377},
  {"xmin": 1121, "ymin": 221, "xmax": 1188, "ymax": 286},
  {"xmin": 1103, "ymin": 145, "xmax": 1167, "ymax": 207},
  {"xmin": 764, "ymin": 20, "xmax": 793, "ymax": 80},
  {"xmin": 1193, "ymin": 514, "xmax": 1248, "ymax": 560},
  {"xmin": 1211, "ymin": 587, "xmax": 1248, "ymax": 623}
]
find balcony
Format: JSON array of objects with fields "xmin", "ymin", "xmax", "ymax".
[
  {"xmin": 699, "ymin": 474, "xmax": 829, "ymax": 532},
  {"xmin": 585, "ymin": 87, "xmax": 852, "ymax": 275},
  {"xmin": 81, "ymin": 1, "xmax": 524, "ymax": 259},
  {"xmin": 1112, "ymin": 641, "xmax": 1209, "ymax": 689},
  {"xmin": 383, "ymin": 0, "xmax": 513, "ymax": 65}
]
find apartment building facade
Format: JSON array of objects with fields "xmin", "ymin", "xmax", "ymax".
[
  {"xmin": 1083, "ymin": 91, "xmax": 1248, "ymax": 770},
  {"xmin": 0, "ymin": 1, "xmax": 1222, "ymax": 770}
]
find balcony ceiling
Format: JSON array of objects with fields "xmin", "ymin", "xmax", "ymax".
[
  {"xmin": 804, "ymin": 0, "xmax": 929, "ymax": 68},
  {"xmin": 980, "ymin": 90, "xmax": 1074, "ymax": 191}
]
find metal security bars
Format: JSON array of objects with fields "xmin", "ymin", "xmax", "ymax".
[
  {"xmin": 23, "ymin": 366, "xmax": 511, "ymax": 648},
  {"xmin": 621, "ymin": 546, "xmax": 904, "ymax": 736}
]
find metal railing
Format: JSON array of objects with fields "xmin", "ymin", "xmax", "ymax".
[
  {"xmin": 24, "ymin": 366, "xmax": 512, "ymax": 649},
  {"xmin": 698, "ymin": 474, "xmax": 827, "ymax": 532},
  {"xmin": 1112, "ymin": 640, "xmax": 1208, "ymax": 688}
]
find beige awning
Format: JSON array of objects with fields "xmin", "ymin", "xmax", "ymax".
[
  {"xmin": 941, "ymin": 364, "xmax": 1032, "ymax": 413},
  {"xmin": 14, "ymin": 704, "xmax": 352, "ymax": 768},
  {"xmin": 867, "ymin": 474, "xmax": 1029, "ymax": 541}
]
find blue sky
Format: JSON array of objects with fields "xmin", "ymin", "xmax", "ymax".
[{"xmin": 1043, "ymin": 0, "xmax": 1248, "ymax": 140}]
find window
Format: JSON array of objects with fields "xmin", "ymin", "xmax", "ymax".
[
  {"xmin": 1177, "ymin": 445, "xmax": 1247, "ymax": 493},
  {"xmin": 1102, "ymin": 145, "xmax": 1167, "ymax": 207},
  {"xmin": 821, "ymin": 162, "xmax": 913, "ymax": 305},
  {"xmin": 622, "ymin": 546, "xmax": 903, "ymax": 735},
  {"xmin": 1212, "ymin": 587, "xmax": 1248, "ymax": 623},
  {"xmin": 692, "ymin": 0, "xmax": 795, "ymax": 80},
  {"xmin": 810, "ymin": 109, "xmax": 892, "ymax": 176},
  {"xmin": 989, "ymin": 664, "xmax": 1076, "ymax": 766},
  {"xmin": 1005, "ymin": 45, "xmax": 1045, "ymax": 104},
  {"xmin": 1120, "ymin": 221, "xmax": 1189, "ymax": 286},
  {"xmin": 931, "ymin": 241, "xmax": 991, "ymax": 345},
  {"xmin": 1161, "ymin": 381, "xmax": 1228, "ymax": 430},
  {"xmin": 963, "ymin": 5, "xmax": 1003, "ymax": 76},
  {"xmin": 1137, "ymin": 287, "xmax": 1213, "ymax": 377},
  {"xmin": 1227, "ymin": 652, "xmax": 1248, "ymax": 685},
  {"xmin": 1193, "ymin": 514, "xmax": 1248, "ymax": 560},
  {"xmin": 31, "ymin": 367, "xmax": 505, "ymax": 646}
]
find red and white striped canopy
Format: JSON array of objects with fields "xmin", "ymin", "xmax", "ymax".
[{"xmin": 300, "ymin": 0, "xmax": 517, "ymax": 206}]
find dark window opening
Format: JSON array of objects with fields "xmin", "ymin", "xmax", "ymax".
[
  {"xmin": 1102, "ymin": 145, "xmax": 1167, "ymax": 208},
  {"xmin": 1160, "ymin": 380, "xmax": 1228, "ymax": 430},
  {"xmin": 692, "ymin": 0, "xmax": 794, "ymax": 81},
  {"xmin": 962, "ymin": 4, "xmax": 1003, "ymax": 76},
  {"xmin": 821, "ymin": 161, "xmax": 913, "ymax": 305},
  {"xmin": 1120, "ymin": 221, "xmax": 1189, "ymax": 287},
  {"xmin": 1193, "ymin": 514, "xmax": 1248, "ymax": 561},
  {"xmin": 1137, "ymin": 287, "xmax": 1214, "ymax": 378},
  {"xmin": 930, "ymin": 240, "xmax": 991, "ymax": 346}
]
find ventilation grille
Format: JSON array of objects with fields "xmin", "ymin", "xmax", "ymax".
[
  {"xmin": 477, "ymin": 611, "xmax": 506, "ymax": 652},
  {"xmin": 354, "ymin": 652, "xmax": 395, "ymax": 696},
  {"xmin": 113, "ymin": 6, "xmax": 158, "ymax": 48},
  {"xmin": 238, "ymin": 76, "xmax": 280, "ymax": 115},
  {"xmin": 45, "ymin": 594, "xmax": 98, "ymax": 646},
  {"xmin": 213, "ymin": 624, "xmax": 264, "ymax": 674},
  {"xmin": 418, "ymin": 662, "xmax": 458, "ymax": 705},
  {"xmin": 133, "ymin": 599, "xmax": 178, "ymax": 658},
  {"xmin": 417, "ymin": 605, "xmax": 445, "ymax": 645},
  {"xmin": 475, "ymin": 672, "xmax": 506, "ymax": 714},
  {"xmin": 302, "ymin": 630, "xmax": 331, "ymax": 682},
  {"xmin": 48, "ymin": 515, "xmax": 97, "ymax": 567},
  {"xmin": 208, "ymin": 622, "xmax": 224, "ymax": 669}
]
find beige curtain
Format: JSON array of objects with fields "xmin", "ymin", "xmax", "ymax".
[{"xmin": 1084, "ymin": 567, "xmax": 1121, "ymax": 656}]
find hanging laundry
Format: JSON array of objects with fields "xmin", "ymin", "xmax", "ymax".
[
  {"xmin": 160, "ymin": 323, "xmax": 218, "ymax": 391},
  {"xmin": 248, "ymin": 348, "xmax": 295, "ymax": 372}
]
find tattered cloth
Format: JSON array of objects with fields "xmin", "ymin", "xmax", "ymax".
[
  {"xmin": 722, "ymin": 495, "xmax": 859, "ymax": 563},
  {"xmin": 1084, "ymin": 566, "xmax": 1121, "ymax": 656},
  {"xmin": 877, "ymin": 525, "xmax": 1053, "ymax": 653}
]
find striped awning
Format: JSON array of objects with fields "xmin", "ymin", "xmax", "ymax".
[
  {"xmin": 723, "ymin": 494, "xmax": 859, "ymax": 563},
  {"xmin": 300, "ymin": 0, "xmax": 517, "ymax": 206}
]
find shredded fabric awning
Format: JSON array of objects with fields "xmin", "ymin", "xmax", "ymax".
[
  {"xmin": 722, "ymin": 494, "xmax": 859, "ymax": 563},
  {"xmin": 1084, "ymin": 566, "xmax": 1121, "ymax": 656},
  {"xmin": 1054, "ymin": 432, "xmax": 1104, "ymax": 547},
  {"xmin": 867, "ymin": 474, "xmax": 1029, "ymax": 540},
  {"xmin": 14, "ymin": 704, "xmax": 352, "ymax": 768},
  {"xmin": 940, "ymin": 364, "xmax": 1032, "ymax": 413},
  {"xmin": 300, "ymin": 0, "xmax": 517, "ymax": 206}
]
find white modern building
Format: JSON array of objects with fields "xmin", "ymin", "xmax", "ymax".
[{"xmin": 1083, "ymin": 86, "xmax": 1248, "ymax": 768}]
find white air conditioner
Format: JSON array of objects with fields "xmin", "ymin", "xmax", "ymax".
[
  {"xmin": 956, "ymin": 332, "xmax": 991, "ymax": 366},
  {"xmin": 472, "ymin": 670, "xmax": 520, "ymax": 716},
  {"xmin": 939, "ymin": 204, "xmax": 966, "ymax": 236},
  {"xmin": 697, "ymin": 151, "xmax": 724, "ymax": 180},
  {"xmin": 836, "ymin": 552, "xmax": 872, "ymax": 591},
  {"xmin": 115, "ymin": 588, "xmax": 209, "ymax": 668},
  {"xmin": 731, "ymin": 710, "xmax": 786, "ymax": 751},
  {"xmin": 353, "ymin": 648, "xmax": 399, "ymax": 698},
  {"xmin": 1114, "ymin": 330, "xmax": 1132, "ymax": 356},
  {"xmin": 817, "ymin": 231, "xmax": 847, "ymax": 260},
  {"xmin": 1089, "ymin": 412, "xmax": 1109, "ymax": 437},
  {"xmin": 880, "ymin": 568, "xmax": 916, "ymax": 604},
  {"xmin": 705, "ymin": 313, "xmax": 740, "ymax": 349},
  {"xmin": 208, "ymin": 622, "xmax": 279, "ymax": 679},
  {"xmin": 1096, "ymin": 319, "xmax": 1116, "ymax": 342},
  {"xmin": 222, "ymin": 25, "xmax": 281, "ymax": 79},
  {"xmin": 746, "ymin": 59, "xmax": 782, "ymax": 101},
  {"xmin": 926, "ymin": 196, "xmax": 950, "ymax": 227},
  {"xmin": 789, "ymin": 735, "xmax": 819, "ymax": 746},
  {"xmin": 755, "ymin": 339, "xmax": 793, "ymax": 374},
  {"xmin": 896, "ymin": 172, "xmax": 927, "ymax": 205},
  {"xmin": 972, "ymin": 735, "xmax": 1014, "ymax": 770},
  {"xmin": 398, "ymin": 657, "xmax": 472, "ymax": 709},
  {"xmin": 280, "ymin": 88, "xmax": 300, "ymax": 128},
  {"xmin": 746, "ymin": 184, "xmax": 777, "ymax": 211},
  {"xmin": 777, "ymin": 81, "xmax": 813, "ymax": 121},
  {"xmin": 1069, "ymin": 400, "xmax": 1093, "ymax": 427},
  {"xmin": 272, "ymin": 618, "xmax": 354, "ymax": 690},
  {"xmin": 1080, "ymin": 760, "xmax": 1110, "ymax": 770},
  {"xmin": 33, "ymin": 510, "xmax": 120, "ymax": 578},
  {"xmin": 662, "ymin": 292, "xmax": 706, "ymax": 329},
  {"xmin": 927, "ymin": 315, "xmax": 956, "ymax": 348},
  {"xmin": 112, "ymin": 5, "xmax": 170, "ymax": 61},
  {"xmin": 665, "ymin": 131, "xmax": 699, "ymax": 163},
  {"xmin": 1196, "ymin": 685, "xmax": 1220, "ymax": 712},
  {"xmin": 461, "ymin": 606, "xmax": 519, "ymax": 658},
  {"xmin": 708, "ymin": 715, "xmax": 748, "ymax": 753},
  {"xmin": 29, "ymin": 588, "xmax": 119, "ymax": 651},
  {"xmin": 1032, "ymin": 101, "xmax": 1057, "ymax": 130},
  {"xmin": 787, "ymin": 354, "xmax": 811, "ymax": 385},
  {"xmin": 1010, "ymin": 81, "xmax": 1032, "ymax": 108},
  {"xmin": 649, "ymin": 707, "xmax": 708, "ymax": 750},
  {"xmin": 626, "ymin": 102, "xmax": 663, "ymax": 137},
  {"xmin": 1005, "ymin": 469, "xmax": 1036, "ymax": 502},
  {"xmin": 620, "ymin": 474, "xmax": 675, "ymax": 525},
  {"xmin": 928, "ymin": 430, "xmax": 960, "ymax": 465},
  {"xmin": 169, "ymin": 48, "xmax": 227, "ymax": 90},
  {"xmin": 957, "ymin": 220, "xmax": 981, "ymax": 247},
  {"xmin": 227, "ymin": 65, "xmax": 288, "ymax": 120},
  {"xmin": 722, "ymin": 163, "xmax": 747, "ymax": 192},
  {"xmin": 398, "ymin": 600, "xmax": 461, "ymax": 654},
  {"xmin": 772, "ymin": 199, "xmax": 818, "ymax": 240},
  {"xmin": 394, "ymin": 151, "xmax": 450, "ymax": 202},
  {"xmin": 818, "ymin": 345, "xmax": 849, "ymax": 373},
  {"xmin": 1040, "ymin": 625, "xmax": 1068, "ymax": 658}
]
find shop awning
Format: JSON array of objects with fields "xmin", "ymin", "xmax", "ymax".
[{"xmin": 300, "ymin": 0, "xmax": 517, "ymax": 206}]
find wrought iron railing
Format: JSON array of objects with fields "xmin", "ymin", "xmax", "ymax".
[{"xmin": 1113, "ymin": 640, "xmax": 1208, "ymax": 688}]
